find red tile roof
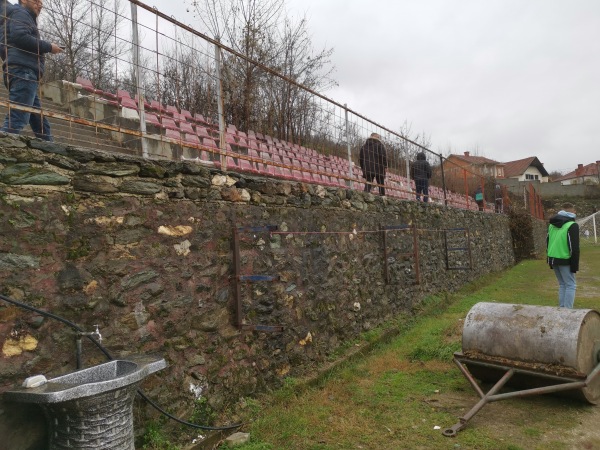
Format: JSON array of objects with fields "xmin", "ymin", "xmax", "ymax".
[
  {"xmin": 554, "ymin": 162, "xmax": 600, "ymax": 182},
  {"xmin": 503, "ymin": 156, "xmax": 549, "ymax": 178},
  {"xmin": 448, "ymin": 153, "xmax": 502, "ymax": 166}
]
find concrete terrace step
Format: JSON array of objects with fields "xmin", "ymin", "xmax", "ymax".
[{"xmin": 0, "ymin": 91, "xmax": 136, "ymax": 156}]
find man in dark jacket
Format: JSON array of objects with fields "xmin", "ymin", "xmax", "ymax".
[
  {"xmin": 1, "ymin": 0, "xmax": 62, "ymax": 140},
  {"xmin": 359, "ymin": 132, "xmax": 387, "ymax": 196},
  {"xmin": 410, "ymin": 152, "xmax": 432, "ymax": 202},
  {"xmin": 547, "ymin": 202, "xmax": 580, "ymax": 308}
]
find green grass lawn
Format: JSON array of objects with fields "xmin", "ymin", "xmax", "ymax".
[{"xmin": 225, "ymin": 243, "xmax": 600, "ymax": 450}]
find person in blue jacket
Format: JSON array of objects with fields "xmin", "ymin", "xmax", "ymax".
[
  {"xmin": 1, "ymin": 0, "xmax": 62, "ymax": 140},
  {"xmin": 547, "ymin": 202, "xmax": 580, "ymax": 308}
]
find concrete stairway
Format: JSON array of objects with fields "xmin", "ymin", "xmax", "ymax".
[{"xmin": 0, "ymin": 87, "xmax": 137, "ymax": 156}]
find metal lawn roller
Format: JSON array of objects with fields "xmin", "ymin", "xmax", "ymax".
[{"xmin": 443, "ymin": 302, "xmax": 600, "ymax": 437}]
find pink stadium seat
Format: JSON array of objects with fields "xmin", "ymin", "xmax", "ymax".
[
  {"xmin": 172, "ymin": 112, "xmax": 187, "ymax": 123},
  {"xmin": 76, "ymin": 76, "xmax": 97, "ymax": 93},
  {"xmin": 149, "ymin": 100, "xmax": 166, "ymax": 113},
  {"xmin": 76, "ymin": 77, "xmax": 117, "ymax": 100},
  {"xmin": 197, "ymin": 151, "xmax": 211, "ymax": 164},
  {"xmin": 268, "ymin": 164, "xmax": 284, "ymax": 178},
  {"xmin": 236, "ymin": 137, "xmax": 248, "ymax": 152},
  {"xmin": 238, "ymin": 157, "xmax": 258, "ymax": 174},
  {"xmin": 330, "ymin": 175, "xmax": 343, "ymax": 187},
  {"xmin": 202, "ymin": 137, "xmax": 219, "ymax": 150},
  {"xmin": 181, "ymin": 109, "xmax": 193, "ymax": 120},
  {"xmin": 271, "ymin": 154, "xmax": 282, "ymax": 165},
  {"xmin": 185, "ymin": 133, "xmax": 201, "ymax": 145},
  {"xmin": 225, "ymin": 133, "xmax": 238, "ymax": 146},
  {"xmin": 76, "ymin": 77, "xmax": 118, "ymax": 101},
  {"xmin": 134, "ymin": 94, "xmax": 151, "ymax": 110},
  {"xmin": 196, "ymin": 126, "xmax": 212, "ymax": 139},
  {"xmin": 179, "ymin": 122, "xmax": 195, "ymax": 134},
  {"xmin": 248, "ymin": 149, "xmax": 261, "ymax": 170},
  {"xmin": 161, "ymin": 117, "xmax": 179, "ymax": 131},
  {"xmin": 117, "ymin": 89, "xmax": 132, "ymax": 100},
  {"xmin": 214, "ymin": 155, "xmax": 238, "ymax": 171},
  {"xmin": 120, "ymin": 97, "xmax": 137, "ymax": 110},
  {"xmin": 165, "ymin": 128, "xmax": 181, "ymax": 140},
  {"xmin": 310, "ymin": 172, "xmax": 322, "ymax": 183},
  {"xmin": 291, "ymin": 169, "xmax": 304, "ymax": 182},
  {"xmin": 145, "ymin": 113, "xmax": 161, "ymax": 127},
  {"xmin": 166, "ymin": 105, "xmax": 179, "ymax": 116},
  {"xmin": 258, "ymin": 152, "xmax": 273, "ymax": 174},
  {"xmin": 194, "ymin": 113, "xmax": 209, "ymax": 125},
  {"xmin": 279, "ymin": 167, "xmax": 294, "ymax": 180}
]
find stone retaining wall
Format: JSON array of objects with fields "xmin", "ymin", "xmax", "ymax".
[{"xmin": 0, "ymin": 134, "xmax": 524, "ymax": 448}]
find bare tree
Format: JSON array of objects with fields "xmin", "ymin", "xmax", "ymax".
[
  {"xmin": 185, "ymin": 0, "xmax": 335, "ymax": 142},
  {"xmin": 393, "ymin": 121, "xmax": 433, "ymax": 178},
  {"xmin": 41, "ymin": 0, "xmax": 126, "ymax": 91},
  {"xmin": 265, "ymin": 15, "xmax": 335, "ymax": 142},
  {"xmin": 157, "ymin": 44, "xmax": 217, "ymax": 117},
  {"xmin": 41, "ymin": 0, "xmax": 89, "ymax": 82},
  {"xmin": 87, "ymin": 0, "xmax": 127, "ymax": 91}
]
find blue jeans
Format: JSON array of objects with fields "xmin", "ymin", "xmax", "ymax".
[
  {"xmin": 415, "ymin": 179, "xmax": 429, "ymax": 202},
  {"xmin": 553, "ymin": 265, "xmax": 576, "ymax": 308},
  {"xmin": 1, "ymin": 66, "xmax": 52, "ymax": 141}
]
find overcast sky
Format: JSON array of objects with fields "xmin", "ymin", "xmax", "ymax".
[{"xmin": 150, "ymin": 0, "xmax": 599, "ymax": 174}]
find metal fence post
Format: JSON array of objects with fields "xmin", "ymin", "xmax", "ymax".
[
  {"xmin": 439, "ymin": 153, "xmax": 448, "ymax": 206},
  {"xmin": 130, "ymin": 3, "xmax": 148, "ymax": 158},
  {"xmin": 405, "ymin": 145, "xmax": 411, "ymax": 192},
  {"xmin": 215, "ymin": 40, "xmax": 227, "ymax": 170},
  {"xmin": 344, "ymin": 104, "xmax": 353, "ymax": 189}
]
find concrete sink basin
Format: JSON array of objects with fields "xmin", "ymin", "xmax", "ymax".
[{"xmin": 4, "ymin": 354, "xmax": 167, "ymax": 450}]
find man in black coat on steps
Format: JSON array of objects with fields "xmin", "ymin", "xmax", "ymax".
[{"xmin": 359, "ymin": 132, "xmax": 388, "ymax": 196}]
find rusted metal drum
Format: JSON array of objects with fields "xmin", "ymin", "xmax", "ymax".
[{"xmin": 462, "ymin": 302, "xmax": 600, "ymax": 403}]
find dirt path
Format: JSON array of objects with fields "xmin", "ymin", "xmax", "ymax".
[{"xmin": 435, "ymin": 374, "xmax": 600, "ymax": 449}]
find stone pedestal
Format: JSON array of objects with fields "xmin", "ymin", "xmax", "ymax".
[{"xmin": 4, "ymin": 355, "xmax": 166, "ymax": 450}]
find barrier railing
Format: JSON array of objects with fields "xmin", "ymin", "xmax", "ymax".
[{"xmin": 0, "ymin": 0, "xmax": 523, "ymax": 215}]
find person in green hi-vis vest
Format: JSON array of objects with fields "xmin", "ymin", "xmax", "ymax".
[{"xmin": 547, "ymin": 202, "xmax": 580, "ymax": 308}]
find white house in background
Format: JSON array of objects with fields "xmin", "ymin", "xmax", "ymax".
[
  {"xmin": 502, "ymin": 157, "xmax": 549, "ymax": 183},
  {"xmin": 554, "ymin": 161, "xmax": 600, "ymax": 185}
]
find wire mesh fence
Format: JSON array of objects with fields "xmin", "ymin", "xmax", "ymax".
[
  {"xmin": 0, "ymin": 0, "xmax": 526, "ymax": 215},
  {"xmin": 578, "ymin": 211, "xmax": 599, "ymax": 244}
]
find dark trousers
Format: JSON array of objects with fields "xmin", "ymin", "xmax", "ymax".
[
  {"xmin": 415, "ymin": 179, "xmax": 429, "ymax": 202},
  {"xmin": 363, "ymin": 172, "xmax": 385, "ymax": 196}
]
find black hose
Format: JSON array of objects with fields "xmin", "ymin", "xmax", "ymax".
[{"xmin": 0, "ymin": 293, "xmax": 242, "ymax": 432}]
